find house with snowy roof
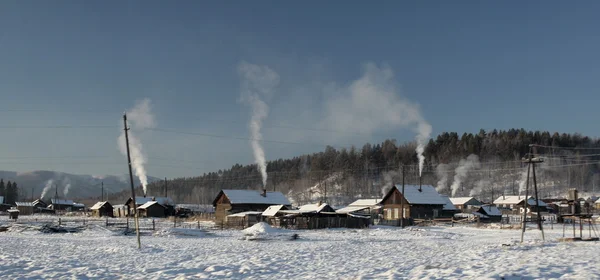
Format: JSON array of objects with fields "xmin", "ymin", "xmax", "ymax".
[
  {"xmin": 137, "ymin": 201, "xmax": 166, "ymax": 218},
  {"xmin": 380, "ymin": 184, "xmax": 446, "ymax": 222},
  {"xmin": 49, "ymin": 199, "xmax": 85, "ymax": 212},
  {"xmin": 212, "ymin": 189, "xmax": 291, "ymax": 224},
  {"xmin": 336, "ymin": 199, "xmax": 382, "ymax": 215},
  {"xmin": 125, "ymin": 196, "xmax": 175, "ymax": 217},
  {"xmin": 90, "ymin": 201, "xmax": 113, "ymax": 217},
  {"xmin": 493, "ymin": 195, "xmax": 547, "ymax": 213},
  {"xmin": 449, "ymin": 197, "xmax": 482, "ymax": 211},
  {"xmin": 475, "ymin": 205, "xmax": 502, "ymax": 222},
  {"xmin": 15, "ymin": 202, "xmax": 35, "ymax": 215}
]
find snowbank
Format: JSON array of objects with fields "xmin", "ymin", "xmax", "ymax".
[
  {"xmin": 241, "ymin": 222, "xmax": 298, "ymax": 241},
  {"xmin": 153, "ymin": 228, "xmax": 210, "ymax": 238}
]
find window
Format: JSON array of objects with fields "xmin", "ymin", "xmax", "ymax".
[{"xmin": 394, "ymin": 208, "xmax": 399, "ymax": 219}]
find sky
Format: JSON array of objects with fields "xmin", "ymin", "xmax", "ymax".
[{"xmin": 0, "ymin": 1, "xmax": 599, "ymax": 179}]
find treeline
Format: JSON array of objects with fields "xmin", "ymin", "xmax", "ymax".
[
  {"xmin": 111, "ymin": 129, "xmax": 600, "ymax": 205},
  {"xmin": 0, "ymin": 179, "xmax": 20, "ymax": 205}
]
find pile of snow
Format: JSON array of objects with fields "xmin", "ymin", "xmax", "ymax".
[
  {"xmin": 153, "ymin": 228, "xmax": 209, "ymax": 238},
  {"xmin": 241, "ymin": 222, "xmax": 298, "ymax": 241}
]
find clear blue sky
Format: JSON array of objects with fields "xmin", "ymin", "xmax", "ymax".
[{"xmin": 0, "ymin": 1, "xmax": 599, "ymax": 178}]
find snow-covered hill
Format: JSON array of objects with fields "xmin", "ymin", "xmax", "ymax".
[{"xmin": 0, "ymin": 170, "xmax": 160, "ymax": 199}]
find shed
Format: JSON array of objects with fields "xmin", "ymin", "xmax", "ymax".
[
  {"xmin": 125, "ymin": 196, "xmax": 175, "ymax": 217},
  {"xmin": 32, "ymin": 199, "xmax": 48, "ymax": 209},
  {"xmin": 15, "ymin": 202, "xmax": 35, "ymax": 215},
  {"xmin": 225, "ymin": 211, "xmax": 263, "ymax": 228},
  {"xmin": 137, "ymin": 201, "xmax": 166, "ymax": 218},
  {"xmin": 212, "ymin": 189, "xmax": 291, "ymax": 224},
  {"xmin": 380, "ymin": 185, "xmax": 445, "ymax": 222},
  {"xmin": 90, "ymin": 201, "xmax": 114, "ymax": 217},
  {"xmin": 449, "ymin": 197, "xmax": 482, "ymax": 211},
  {"xmin": 476, "ymin": 205, "xmax": 502, "ymax": 222},
  {"xmin": 112, "ymin": 204, "xmax": 127, "ymax": 217},
  {"xmin": 298, "ymin": 202, "xmax": 335, "ymax": 214},
  {"xmin": 8, "ymin": 209, "xmax": 19, "ymax": 219}
]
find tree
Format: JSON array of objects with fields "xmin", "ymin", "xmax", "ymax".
[{"xmin": 0, "ymin": 179, "xmax": 4, "ymax": 199}]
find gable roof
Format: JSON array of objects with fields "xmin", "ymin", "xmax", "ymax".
[
  {"xmin": 348, "ymin": 199, "xmax": 381, "ymax": 207},
  {"xmin": 262, "ymin": 205, "xmax": 286, "ymax": 217},
  {"xmin": 336, "ymin": 206, "xmax": 370, "ymax": 214},
  {"xmin": 449, "ymin": 197, "xmax": 481, "ymax": 206},
  {"xmin": 90, "ymin": 201, "xmax": 112, "ymax": 210},
  {"xmin": 129, "ymin": 196, "xmax": 174, "ymax": 206},
  {"xmin": 15, "ymin": 202, "xmax": 34, "ymax": 207},
  {"xmin": 138, "ymin": 201, "xmax": 166, "ymax": 210},
  {"xmin": 213, "ymin": 189, "xmax": 291, "ymax": 206},
  {"xmin": 493, "ymin": 196, "xmax": 547, "ymax": 207},
  {"xmin": 478, "ymin": 205, "xmax": 502, "ymax": 216},
  {"xmin": 439, "ymin": 195, "xmax": 457, "ymax": 211},
  {"xmin": 383, "ymin": 185, "xmax": 446, "ymax": 205},
  {"xmin": 298, "ymin": 203, "xmax": 334, "ymax": 213}
]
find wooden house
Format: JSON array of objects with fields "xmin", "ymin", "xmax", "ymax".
[
  {"xmin": 336, "ymin": 199, "xmax": 382, "ymax": 216},
  {"xmin": 476, "ymin": 205, "xmax": 502, "ymax": 222},
  {"xmin": 494, "ymin": 195, "xmax": 547, "ymax": 213},
  {"xmin": 449, "ymin": 197, "xmax": 482, "ymax": 211},
  {"xmin": 380, "ymin": 185, "xmax": 446, "ymax": 222},
  {"xmin": 298, "ymin": 202, "xmax": 336, "ymax": 215},
  {"xmin": 125, "ymin": 196, "xmax": 175, "ymax": 217},
  {"xmin": 49, "ymin": 199, "xmax": 79, "ymax": 211},
  {"xmin": 15, "ymin": 202, "xmax": 35, "ymax": 215},
  {"xmin": 32, "ymin": 199, "xmax": 48, "ymax": 209},
  {"xmin": 212, "ymin": 189, "xmax": 291, "ymax": 225},
  {"xmin": 137, "ymin": 201, "xmax": 166, "ymax": 218},
  {"xmin": 90, "ymin": 201, "xmax": 114, "ymax": 217}
]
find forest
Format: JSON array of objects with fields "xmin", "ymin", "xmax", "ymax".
[{"xmin": 109, "ymin": 129, "xmax": 600, "ymax": 206}]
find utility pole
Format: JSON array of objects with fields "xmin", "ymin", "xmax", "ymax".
[
  {"xmin": 123, "ymin": 113, "xmax": 141, "ymax": 249},
  {"xmin": 400, "ymin": 165, "xmax": 405, "ymax": 228},
  {"xmin": 520, "ymin": 145, "xmax": 545, "ymax": 243}
]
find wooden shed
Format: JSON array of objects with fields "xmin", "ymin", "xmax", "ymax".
[
  {"xmin": 90, "ymin": 201, "xmax": 114, "ymax": 217},
  {"xmin": 15, "ymin": 202, "xmax": 35, "ymax": 215},
  {"xmin": 125, "ymin": 196, "xmax": 175, "ymax": 217},
  {"xmin": 213, "ymin": 189, "xmax": 291, "ymax": 225},
  {"xmin": 476, "ymin": 205, "xmax": 502, "ymax": 222},
  {"xmin": 380, "ymin": 185, "xmax": 445, "ymax": 224},
  {"xmin": 137, "ymin": 201, "xmax": 166, "ymax": 218}
]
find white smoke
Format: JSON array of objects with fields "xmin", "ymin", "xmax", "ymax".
[
  {"xmin": 470, "ymin": 179, "xmax": 490, "ymax": 197},
  {"xmin": 518, "ymin": 167, "xmax": 530, "ymax": 195},
  {"xmin": 40, "ymin": 179, "xmax": 54, "ymax": 199},
  {"xmin": 435, "ymin": 163, "xmax": 450, "ymax": 192},
  {"xmin": 321, "ymin": 63, "xmax": 431, "ymax": 176},
  {"xmin": 62, "ymin": 177, "xmax": 72, "ymax": 197},
  {"xmin": 450, "ymin": 154, "xmax": 481, "ymax": 197},
  {"xmin": 238, "ymin": 61, "xmax": 280, "ymax": 188},
  {"xmin": 118, "ymin": 98, "xmax": 155, "ymax": 196},
  {"xmin": 381, "ymin": 170, "xmax": 400, "ymax": 196}
]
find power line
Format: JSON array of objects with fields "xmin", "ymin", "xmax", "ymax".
[{"xmin": 532, "ymin": 144, "xmax": 600, "ymax": 151}]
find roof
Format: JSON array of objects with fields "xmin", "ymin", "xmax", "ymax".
[
  {"xmin": 51, "ymin": 199, "xmax": 74, "ymax": 205},
  {"xmin": 449, "ymin": 197, "xmax": 481, "ymax": 206},
  {"xmin": 131, "ymin": 197, "xmax": 174, "ymax": 206},
  {"xmin": 7, "ymin": 209, "xmax": 19, "ymax": 213},
  {"xmin": 439, "ymin": 195, "xmax": 457, "ymax": 211},
  {"xmin": 387, "ymin": 185, "xmax": 446, "ymax": 205},
  {"xmin": 595, "ymin": 198, "xmax": 600, "ymax": 204},
  {"xmin": 138, "ymin": 201, "xmax": 166, "ymax": 210},
  {"xmin": 262, "ymin": 205, "xmax": 285, "ymax": 217},
  {"xmin": 479, "ymin": 205, "xmax": 502, "ymax": 216},
  {"xmin": 227, "ymin": 211, "xmax": 263, "ymax": 217},
  {"xmin": 73, "ymin": 203, "xmax": 85, "ymax": 208},
  {"xmin": 348, "ymin": 199, "xmax": 381, "ymax": 207},
  {"xmin": 298, "ymin": 203, "xmax": 333, "ymax": 213},
  {"xmin": 214, "ymin": 189, "xmax": 291, "ymax": 206},
  {"xmin": 90, "ymin": 201, "xmax": 111, "ymax": 210},
  {"xmin": 336, "ymin": 206, "xmax": 370, "ymax": 214},
  {"xmin": 493, "ymin": 196, "xmax": 547, "ymax": 207},
  {"xmin": 15, "ymin": 202, "xmax": 34, "ymax": 207}
]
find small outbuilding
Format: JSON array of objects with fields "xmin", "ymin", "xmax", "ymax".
[
  {"xmin": 15, "ymin": 202, "xmax": 35, "ymax": 215},
  {"xmin": 449, "ymin": 197, "xmax": 482, "ymax": 211},
  {"xmin": 90, "ymin": 201, "xmax": 114, "ymax": 217},
  {"xmin": 212, "ymin": 189, "xmax": 291, "ymax": 225},
  {"xmin": 8, "ymin": 209, "xmax": 19, "ymax": 220},
  {"xmin": 476, "ymin": 205, "xmax": 502, "ymax": 222},
  {"xmin": 137, "ymin": 201, "xmax": 166, "ymax": 218}
]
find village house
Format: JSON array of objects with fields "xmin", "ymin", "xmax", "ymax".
[
  {"xmin": 212, "ymin": 189, "xmax": 291, "ymax": 225},
  {"xmin": 298, "ymin": 202, "xmax": 336, "ymax": 214},
  {"xmin": 475, "ymin": 205, "xmax": 503, "ymax": 222},
  {"xmin": 15, "ymin": 202, "xmax": 35, "ymax": 215},
  {"xmin": 439, "ymin": 195, "xmax": 458, "ymax": 217},
  {"xmin": 336, "ymin": 199, "xmax": 382, "ymax": 216},
  {"xmin": 90, "ymin": 201, "xmax": 114, "ymax": 218},
  {"xmin": 49, "ymin": 199, "xmax": 85, "ymax": 212},
  {"xmin": 380, "ymin": 184, "xmax": 446, "ymax": 223},
  {"xmin": 137, "ymin": 201, "xmax": 167, "ymax": 218},
  {"xmin": 125, "ymin": 196, "xmax": 175, "ymax": 217},
  {"xmin": 493, "ymin": 195, "xmax": 547, "ymax": 213},
  {"xmin": 32, "ymin": 199, "xmax": 47, "ymax": 209},
  {"xmin": 449, "ymin": 197, "xmax": 482, "ymax": 211}
]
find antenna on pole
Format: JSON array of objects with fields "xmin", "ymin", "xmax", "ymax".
[
  {"xmin": 520, "ymin": 144, "xmax": 545, "ymax": 243},
  {"xmin": 124, "ymin": 113, "xmax": 141, "ymax": 249}
]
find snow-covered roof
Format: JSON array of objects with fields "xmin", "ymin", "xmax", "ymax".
[
  {"xmin": 219, "ymin": 190, "xmax": 290, "ymax": 205},
  {"xmin": 227, "ymin": 211, "xmax": 263, "ymax": 217},
  {"xmin": 90, "ymin": 201, "xmax": 110, "ymax": 210},
  {"xmin": 138, "ymin": 201, "xmax": 165, "ymax": 210},
  {"xmin": 449, "ymin": 197, "xmax": 480, "ymax": 206},
  {"xmin": 7, "ymin": 209, "xmax": 19, "ymax": 213},
  {"xmin": 439, "ymin": 195, "xmax": 457, "ymax": 211},
  {"xmin": 15, "ymin": 202, "xmax": 34, "ymax": 207},
  {"xmin": 479, "ymin": 205, "xmax": 502, "ymax": 216},
  {"xmin": 133, "ymin": 196, "xmax": 174, "ymax": 206},
  {"xmin": 262, "ymin": 205, "xmax": 285, "ymax": 217},
  {"xmin": 392, "ymin": 185, "xmax": 446, "ymax": 205},
  {"xmin": 595, "ymin": 198, "xmax": 600, "ymax": 204},
  {"xmin": 493, "ymin": 196, "xmax": 546, "ymax": 207},
  {"xmin": 298, "ymin": 203, "xmax": 332, "ymax": 213},
  {"xmin": 113, "ymin": 204, "xmax": 126, "ymax": 208},
  {"xmin": 348, "ymin": 199, "xmax": 381, "ymax": 207},
  {"xmin": 73, "ymin": 203, "xmax": 85, "ymax": 208},
  {"xmin": 51, "ymin": 199, "xmax": 74, "ymax": 205},
  {"xmin": 336, "ymin": 206, "xmax": 370, "ymax": 214}
]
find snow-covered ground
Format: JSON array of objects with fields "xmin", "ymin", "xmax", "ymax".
[{"xmin": 1, "ymin": 220, "xmax": 599, "ymax": 279}]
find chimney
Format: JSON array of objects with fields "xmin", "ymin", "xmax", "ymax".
[
  {"xmin": 419, "ymin": 176, "xmax": 422, "ymax": 192},
  {"xmin": 318, "ymin": 200, "xmax": 322, "ymax": 207},
  {"xmin": 261, "ymin": 189, "xmax": 266, "ymax": 197}
]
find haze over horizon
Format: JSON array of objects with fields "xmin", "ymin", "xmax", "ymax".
[{"xmin": 1, "ymin": 1, "xmax": 599, "ymax": 178}]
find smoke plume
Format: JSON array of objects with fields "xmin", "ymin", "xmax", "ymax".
[
  {"xmin": 40, "ymin": 179, "xmax": 54, "ymax": 199},
  {"xmin": 62, "ymin": 177, "xmax": 72, "ymax": 197},
  {"xmin": 381, "ymin": 170, "xmax": 400, "ymax": 196},
  {"xmin": 435, "ymin": 163, "xmax": 450, "ymax": 192},
  {"xmin": 321, "ymin": 63, "xmax": 431, "ymax": 176},
  {"xmin": 238, "ymin": 61, "xmax": 280, "ymax": 188},
  {"xmin": 450, "ymin": 154, "xmax": 481, "ymax": 197},
  {"xmin": 470, "ymin": 179, "xmax": 490, "ymax": 197},
  {"xmin": 118, "ymin": 98, "xmax": 155, "ymax": 196}
]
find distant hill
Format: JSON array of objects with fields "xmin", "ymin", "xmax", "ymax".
[{"xmin": 0, "ymin": 170, "xmax": 161, "ymax": 200}]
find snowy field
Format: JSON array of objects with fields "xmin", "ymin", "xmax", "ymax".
[{"xmin": 1, "ymin": 221, "xmax": 600, "ymax": 279}]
